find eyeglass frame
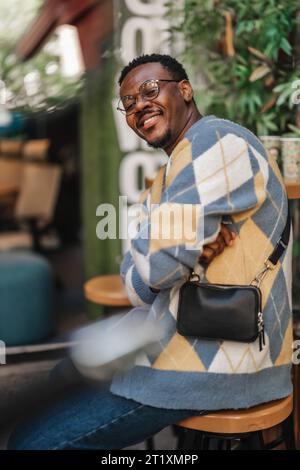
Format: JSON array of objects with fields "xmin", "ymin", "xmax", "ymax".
[{"xmin": 117, "ymin": 78, "xmax": 182, "ymax": 116}]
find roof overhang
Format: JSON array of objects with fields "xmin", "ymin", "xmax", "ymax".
[{"xmin": 15, "ymin": 0, "xmax": 113, "ymax": 69}]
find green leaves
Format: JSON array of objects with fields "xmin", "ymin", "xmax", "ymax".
[
  {"xmin": 167, "ymin": 0, "xmax": 300, "ymax": 135},
  {"xmin": 287, "ymin": 124, "xmax": 300, "ymax": 137},
  {"xmin": 256, "ymin": 111, "xmax": 279, "ymax": 135},
  {"xmin": 274, "ymin": 73, "xmax": 300, "ymax": 109},
  {"xmin": 280, "ymin": 37, "xmax": 292, "ymax": 56}
]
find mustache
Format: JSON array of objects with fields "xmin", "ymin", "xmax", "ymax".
[{"xmin": 137, "ymin": 108, "xmax": 162, "ymax": 126}]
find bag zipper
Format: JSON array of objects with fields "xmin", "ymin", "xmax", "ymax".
[{"xmin": 258, "ymin": 311, "xmax": 265, "ymax": 351}]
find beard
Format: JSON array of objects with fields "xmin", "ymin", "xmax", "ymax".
[{"xmin": 146, "ymin": 129, "xmax": 172, "ymax": 150}]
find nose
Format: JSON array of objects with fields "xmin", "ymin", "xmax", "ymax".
[{"xmin": 133, "ymin": 95, "xmax": 151, "ymax": 114}]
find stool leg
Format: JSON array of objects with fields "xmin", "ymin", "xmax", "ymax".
[
  {"xmin": 258, "ymin": 431, "xmax": 265, "ymax": 449},
  {"xmin": 226, "ymin": 439, "xmax": 232, "ymax": 450},
  {"xmin": 217, "ymin": 439, "xmax": 224, "ymax": 450},
  {"xmin": 173, "ymin": 425, "xmax": 188, "ymax": 450},
  {"xmin": 282, "ymin": 414, "xmax": 296, "ymax": 450},
  {"xmin": 146, "ymin": 437, "xmax": 154, "ymax": 450},
  {"xmin": 176, "ymin": 428, "xmax": 187, "ymax": 450},
  {"xmin": 243, "ymin": 432, "xmax": 264, "ymax": 450},
  {"xmin": 202, "ymin": 435, "xmax": 210, "ymax": 450},
  {"xmin": 216, "ymin": 437, "xmax": 233, "ymax": 450},
  {"xmin": 180, "ymin": 430, "xmax": 199, "ymax": 450},
  {"xmin": 194, "ymin": 432, "xmax": 204, "ymax": 449}
]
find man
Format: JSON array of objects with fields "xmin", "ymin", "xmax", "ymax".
[{"xmin": 8, "ymin": 54, "xmax": 292, "ymax": 449}]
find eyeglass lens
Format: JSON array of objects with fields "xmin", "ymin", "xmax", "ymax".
[{"xmin": 120, "ymin": 80, "xmax": 159, "ymax": 114}]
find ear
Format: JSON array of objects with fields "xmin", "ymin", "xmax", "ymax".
[{"xmin": 178, "ymin": 80, "xmax": 193, "ymax": 103}]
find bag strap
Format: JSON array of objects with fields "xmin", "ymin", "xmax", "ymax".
[
  {"xmin": 268, "ymin": 208, "xmax": 291, "ymax": 266},
  {"xmin": 251, "ymin": 207, "xmax": 291, "ymax": 287}
]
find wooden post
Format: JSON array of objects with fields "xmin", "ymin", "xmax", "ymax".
[{"xmin": 80, "ymin": 58, "xmax": 122, "ymax": 314}]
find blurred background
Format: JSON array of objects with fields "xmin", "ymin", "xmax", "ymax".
[{"xmin": 0, "ymin": 0, "xmax": 300, "ymax": 449}]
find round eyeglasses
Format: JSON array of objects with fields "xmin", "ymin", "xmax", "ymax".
[{"xmin": 117, "ymin": 79, "xmax": 181, "ymax": 116}]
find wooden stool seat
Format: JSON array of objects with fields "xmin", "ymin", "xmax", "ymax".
[
  {"xmin": 84, "ymin": 274, "xmax": 131, "ymax": 307},
  {"xmin": 178, "ymin": 395, "xmax": 293, "ymax": 434},
  {"xmin": 0, "ymin": 183, "xmax": 19, "ymax": 198}
]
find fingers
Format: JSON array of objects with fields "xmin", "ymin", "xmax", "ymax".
[
  {"xmin": 201, "ymin": 238, "xmax": 224, "ymax": 262},
  {"xmin": 204, "ymin": 239, "xmax": 223, "ymax": 258},
  {"xmin": 200, "ymin": 224, "xmax": 237, "ymax": 264},
  {"xmin": 200, "ymin": 247, "xmax": 215, "ymax": 263},
  {"xmin": 215, "ymin": 234, "xmax": 226, "ymax": 255},
  {"xmin": 220, "ymin": 223, "xmax": 236, "ymax": 246}
]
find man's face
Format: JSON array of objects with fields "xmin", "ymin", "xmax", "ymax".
[{"xmin": 119, "ymin": 63, "xmax": 193, "ymax": 154}]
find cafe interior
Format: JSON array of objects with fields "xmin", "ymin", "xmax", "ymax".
[{"xmin": 0, "ymin": 0, "xmax": 300, "ymax": 451}]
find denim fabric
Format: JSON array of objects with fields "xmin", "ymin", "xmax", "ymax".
[{"xmin": 7, "ymin": 360, "xmax": 203, "ymax": 450}]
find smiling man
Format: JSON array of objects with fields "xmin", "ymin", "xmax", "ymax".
[
  {"xmin": 8, "ymin": 54, "xmax": 292, "ymax": 450},
  {"xmin": 112, "ymin": 54, "xmax": 292, "ymax": 423},
  {"xmin": 117, "ymin": 58, "xmax": 200, "ymax": 155}
]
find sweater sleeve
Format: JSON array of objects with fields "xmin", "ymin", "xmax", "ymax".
[
  {"xmin": 120, "ymin": 250, "xmax": 157, "ymax": 306},
  {"xmin": 130, "ymin": 127, "xmax": 262, "ymax": 290}
]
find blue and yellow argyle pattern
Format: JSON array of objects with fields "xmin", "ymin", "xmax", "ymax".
[{"xmin": 111, "ymin": 115, "xmax": 293, "ymax": 411}]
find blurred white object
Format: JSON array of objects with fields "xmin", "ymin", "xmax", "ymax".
[
  {"xmin": 0, "ymin": 105, "xmax": 12, "ymax": 126},
  {"xmin": 57, "ymin": 25, "xmax": 84, "ymax": 78},
  {"xmin": 71, "ymin": 308, "xmax": 164, "ymax": 381}
]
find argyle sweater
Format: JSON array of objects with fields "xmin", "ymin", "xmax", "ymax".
[{"xmin": 110, "ymin": 115, "xmax": 293, "ymax": 411}]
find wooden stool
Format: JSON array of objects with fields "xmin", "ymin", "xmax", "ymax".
[
  {"xmin": 84, "ymin": 274, "xmax": 131, "ymax": 307},
  {"xmin": 176, "ymin": 395, "xmax": 295, "ymax": 450}
]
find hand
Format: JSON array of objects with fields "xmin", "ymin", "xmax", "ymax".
[
  {"xmin": 200, "ymin": 223, "xmax": 236, "ymax": 265},
  {"xmin": 150, "ymin": 224, "xmax": 236, "ymax": 294}
]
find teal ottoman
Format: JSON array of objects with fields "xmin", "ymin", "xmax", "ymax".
[{"xmin": 0, "ymin": 252, "xmax": 55, "ymax": 346}]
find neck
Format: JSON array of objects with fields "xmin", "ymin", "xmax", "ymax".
[{"xmin": 164, "ymin": 107, "xmax": 202, "ymax": 156}]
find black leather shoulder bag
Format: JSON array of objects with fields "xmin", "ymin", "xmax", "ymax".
[{"xmin": 177, "ymin": 211, "xmax": 291, "ymax": 351}]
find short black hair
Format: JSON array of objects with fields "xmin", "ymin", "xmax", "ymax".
[{"xmin": 118, "ymin": 54, "xmax": 189, "ymax": 86}]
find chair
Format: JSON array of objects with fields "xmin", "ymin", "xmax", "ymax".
[
  {"xmin": 0, "ymin": 139, "xmax": 23, "ymax": 158},
  {"xmin": 22, "ymin": 139, "xmax": 50, "ymax": 162},
  {"xmin": 0, "ymin": 158, "xmax": 24, "ymax": 221},
  {"xmin": 0, "ymin": 162, "xmax": 62, "ymax": 252},
  {"xmin": 176, "ymin": 395, "xmax": 295, "ymax": 450},
  {"xmin": 0, "ymin": 158, "xmax": 23, "ymax": 187}
]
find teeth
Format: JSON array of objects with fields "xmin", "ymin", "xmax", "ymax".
[{"xmin": 143, "ymin": 115, "xmax": 159, "ymax": 126}]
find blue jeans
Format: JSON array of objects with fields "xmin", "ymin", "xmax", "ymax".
[{"xmin": 7, "ymin": 361, "xmax": 203, "ymax": 450}]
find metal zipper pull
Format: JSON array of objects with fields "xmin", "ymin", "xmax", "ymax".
[
  {"xmin": 189, "ymin": 272, "xmax": 201, "ymax": 283},
  {"xmin": 258, "ymin": 311, "xmax": 265, "ymax": 351}
]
